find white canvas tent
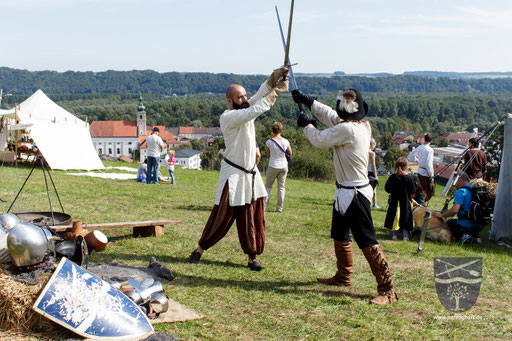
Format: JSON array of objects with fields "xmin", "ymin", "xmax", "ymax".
[{"xmin": 8, "ymin": 89, "xmax": 104, "ymax": 170}]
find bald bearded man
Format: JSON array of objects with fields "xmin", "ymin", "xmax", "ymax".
[{"xmin": 189, "ymin": 67, "xmax": 289, "ymax": 271}]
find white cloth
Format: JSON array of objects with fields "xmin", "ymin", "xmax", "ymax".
[
  {"xmin": 304, "ymin": 101, "xmax": 373, "ymax": 214},
  {"xmin": 408, "ymin": 144, "xmax": 434, "ymax": 177},
  {"xmin": 266, "ymin": 138, "xmax": 290, "ymax": 169},
  {"xmin": 67, "ymin": 172, "xmax": 137, "ymax": 180},
  {"xmin": 146, "ymin": 134, "xmax": 164, "ymax": 158},
  {"xmin": 215, "ymin": 82, "xmax": 272, "ymax": 206}
]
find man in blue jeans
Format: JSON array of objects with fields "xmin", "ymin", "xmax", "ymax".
[
  {"xmin": 432, "ymin": 172, "xmax": 484, "ymax": 245},
  {"xmin": 145, "ymin": 127, "xmax": 166, "ymax": 184}
]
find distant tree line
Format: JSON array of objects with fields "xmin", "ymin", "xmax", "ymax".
[
  {"xmin": 2, "ymin": 67, "xmax": 510, "ymax": 182},
  {"xmin": 3, "ymin": 66, "xmax": 512, "ymax": 96}
]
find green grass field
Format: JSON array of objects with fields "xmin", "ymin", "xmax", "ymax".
[{"xmin": 1, "ymin": 162, "xmax": 511, "ymax": 340}]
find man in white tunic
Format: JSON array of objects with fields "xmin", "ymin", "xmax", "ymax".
[
  {"xmin": 408, "ymin": 133, "xmax": 434, "ymax": 203},
  {"xmin": 292, "ymin": 88, "xmax": 398, "ymax": 305},
  {"xmin": 189, "ymin": 67, "xmax": 289, "ymax": 271}
]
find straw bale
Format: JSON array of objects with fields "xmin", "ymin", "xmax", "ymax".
[
  {"xmin": 471, "ymin": 179, "xmax": 497, "ymax": 198},
  {"xmin": 0, "ymin": 269, "xmax": 56, "ymax": 333}
]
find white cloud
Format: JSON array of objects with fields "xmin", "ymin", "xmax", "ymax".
[{"xmin": 351, "ymin": 5, "xmax": 512, "ymax": 38}]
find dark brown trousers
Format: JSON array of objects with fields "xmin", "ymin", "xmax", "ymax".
[
  {"xmin": 418, "ymin": 174, "xmax": 434, "ymax": 201},
  {"xmin": 198, "ymin": 182, "xmax": 266, "ymax": 258}
]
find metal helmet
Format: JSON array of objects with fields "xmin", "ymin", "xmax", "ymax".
[
  {"xmin": 7, "ymin": 222, "xmax": 55, "ymax": 268},
  {"xmin": 0, "ymin": 213, "xmax": 20, "ymax": 230},
  {"xmin": 0, "ymin": 227, "xmax": 10, "ymax": 263}
]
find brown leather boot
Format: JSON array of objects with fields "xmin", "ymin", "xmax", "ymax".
[
  {"xmin": 317, "ymin": 241, "xmax": 353, "ymax": 286},
  {"xmin": 362, "ymin": 244, "xmax": 398, "ymax": 305}
]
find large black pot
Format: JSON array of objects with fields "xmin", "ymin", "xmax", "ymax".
[{"xmin": 16, "ymin": 212, "xmax": 72, "ymax": 227}]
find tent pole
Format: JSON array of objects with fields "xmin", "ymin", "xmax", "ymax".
[{"xmin": 14, "ymin": 104, "xmax": 18, "ymax": 168}]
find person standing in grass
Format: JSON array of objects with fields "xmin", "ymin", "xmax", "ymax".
[
  {"xmin": 264, "ymin": 122, "xmax": 292, "ymax": 213},
  {"xmin": 165, "ymin": 149, "xmax": 176, "ymax": 185},
  {"xmin": 384, "ymin": 157, "xmax": 417, "ymax": 241},
  {"xmin": 188, "ymin": 67, "xmax": 289, "ymax": 271},
  {"xmin": 368, "ymin": 138, "xmax": 380, "ymax": 209},
  {"xmin": 408, "ymin": 133, "xmax": 434, "ymax": 203},
  {"xmin": 146, "ymin": 127, "xmax": 166, "ymax": 184},
  {"xmin": 292, "ymin": 88, "xmax": 398, "ymax": 305},
  {"xmin": 463, "ymin": 137, "xmax": 487, "ymax": 181}
]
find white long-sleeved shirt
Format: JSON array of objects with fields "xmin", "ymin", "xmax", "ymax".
[
  {"xmin": 303, "ymin": 101, "xmax": 373, "ymax": 214},
  {"xmin": 215, "ymin": 82, "xmax": 272, "ymax": 206},
  {"xmin": 408, "ymin": 143, "xmax": 434, "ymax": 177}
]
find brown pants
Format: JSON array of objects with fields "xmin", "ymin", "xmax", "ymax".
[
  {"xmin": 418, "ymin": 174, "xmax": 434, "ymax": 201},
  {"xmin": 198, "ymin": 182, "xmax": 266, "ymax": 258}
]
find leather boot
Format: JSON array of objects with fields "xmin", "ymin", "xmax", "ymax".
[
  {"xmin": 317, "ymin": 241, "xmax": 353, "ymax": 286},
  {"xmin": 362, "ymin": 244, "xmax": 398, "ymax": 305}
]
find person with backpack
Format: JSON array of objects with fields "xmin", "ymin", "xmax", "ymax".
[
  {"xmin": 264, "ymin": 122, "xmax": 292, "ymax": 213},
  {"xmin": 431, "ymin": 172, "xmax": 485, "ymax": 245}
]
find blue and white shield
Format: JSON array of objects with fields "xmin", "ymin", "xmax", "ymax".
[
  {"xmin": 434, "ymin": 257, "xmax": 482, "ymax": 313},
  {"xmin": 33, "ymin": 258, "xmax": 154, "ymax": 339}
]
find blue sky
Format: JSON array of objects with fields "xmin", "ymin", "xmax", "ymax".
[{"xmin": 1, "ymin": 0, "xmax": 511, "ymax": 75}]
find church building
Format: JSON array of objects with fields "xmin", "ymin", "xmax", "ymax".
[{"xmin": 89, "ymin": 96, "xmax": 179, "ymax": 161}]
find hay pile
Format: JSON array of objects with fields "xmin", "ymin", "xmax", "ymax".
[
  {"xmin": 0, "ymin": 268, "xmax": 72, "ymax": 340},
  {"xmin": 471, "ymin": 179, "xmax": 498, "ymax": 198}
]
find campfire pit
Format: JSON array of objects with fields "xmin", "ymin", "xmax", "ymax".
[{"xmin": 16, "ymin": 212, "xmax": 72, "ymax": 227}]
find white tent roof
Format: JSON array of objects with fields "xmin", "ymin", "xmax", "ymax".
[
  {"xmin": 0, "ymin": 108, "xmax": 16, "ymax": 118},
  {"xmin": 14, "ymin": 89, "xmax": 104, "ymax": 170}
]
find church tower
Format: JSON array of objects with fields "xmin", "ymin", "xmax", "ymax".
[{"xmin": 136, "ymin": 95, "xmax": 147, "ymax": 136}]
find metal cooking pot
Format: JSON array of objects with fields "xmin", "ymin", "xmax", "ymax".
[
  {"xmin": 55, "ymin": 241, "xmax": 76, "ymax": 258},
  {"xmin": 7, "ymin": 222, "xmax": 54, "ymax": 268},
  {"xmin": 0, "ymin": 213, "xmax": 20, "ymax": 230},
  {"xmin": 54, "ymin": 235, "xmax": 88, "ymax": 268}
]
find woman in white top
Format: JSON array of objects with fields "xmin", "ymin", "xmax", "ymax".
[{"xmin": 264, "ymin": 122, "xmax": 292, "ymax": 212}]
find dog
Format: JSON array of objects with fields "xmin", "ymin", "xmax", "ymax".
[{"xmin": 413, "ymin": 205, "xmax": 453, "ymax": 243}]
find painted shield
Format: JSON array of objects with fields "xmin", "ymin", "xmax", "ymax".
[
  {"xmin": 33, "ymin": 258, "xmax": 154, "ymax": 339},
  {"xmin": 434, "ymin": 257, "xmax": 482, "ymax": 313}
]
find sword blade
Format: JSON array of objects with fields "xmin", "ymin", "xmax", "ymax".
[
  {"xmin": 275, "ymin": 6, "xmax": 298, "ymax": 90},
  {"xmin": 436, "ymin": 259, "xmax": 480, "ymax": 276},
  {"xmin": 284, "ymin": 0, "xmax": 295, "ymax": 67}
]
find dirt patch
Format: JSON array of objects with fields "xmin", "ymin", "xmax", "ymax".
[{"xmin": 389, "ymin": 258, "xmax": 432, "ymax": 273}]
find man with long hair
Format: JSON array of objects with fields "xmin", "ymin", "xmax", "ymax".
[{"xmin": 292, "ymin": 88, "xmax": 398, "ymax": 305}]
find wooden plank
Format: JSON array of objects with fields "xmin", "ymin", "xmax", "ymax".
[{"xmin": 50, "ymin": 220, "xmax": 182, "ymax": 233}]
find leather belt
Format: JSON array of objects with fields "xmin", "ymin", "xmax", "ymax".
[
  {"xmin": 336, "ymin": 181, "xmax": 370, "ymax": 190},
  {"xmin": 224, "ymin": 158, "xmax": 257, "ymax": 202}
]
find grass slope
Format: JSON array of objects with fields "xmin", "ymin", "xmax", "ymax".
[{"xmin": 1, "ymin": 162, "xmax": 511, "ymax": 340}]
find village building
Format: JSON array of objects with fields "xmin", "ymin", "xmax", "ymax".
[
  {"xmin": 89, "ymin": 96, "xmax": 180, "ymax": 161},
  {"xmin": 440, "ymin": 131, "xmax": 474, "ymax": 145},
  {"xmin": 175, "ymin": 148, "xmax": 202, "ymax": 170},
  {"xmin": 167, "ymin": 127, "xmax": 221, "ymax": 147}
]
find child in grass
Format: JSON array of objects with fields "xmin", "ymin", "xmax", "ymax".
[
  {"xmin": 165, "ymin": 150, "xmax": 176, "ymax": 185},
  {"xmin": 384, "ymin": 157, "xmax": 417, "ymax": 241}
]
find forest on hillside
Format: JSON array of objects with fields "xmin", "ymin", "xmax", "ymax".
[
  {"xmin": 1, "ymin": 67, "xmax": 510, "ymax": 181},
  {"xmin": 2, "ymin": 67, "xmax": 512, "ymax": 95}
]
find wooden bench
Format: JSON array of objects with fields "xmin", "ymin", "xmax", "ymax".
[{"xmin": 50, "ymin": 220, "xmax": 182, "ymax": 238}]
